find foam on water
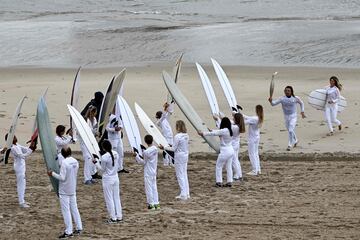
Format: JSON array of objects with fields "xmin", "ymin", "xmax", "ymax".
[{"xmin": 1, "ymin": 0, "xmax": 360, "ymax": 67}]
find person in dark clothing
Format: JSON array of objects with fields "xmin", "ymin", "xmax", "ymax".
[{"xmin": 81, "ymin": 92, "xmax": 104, "ymax": 120}]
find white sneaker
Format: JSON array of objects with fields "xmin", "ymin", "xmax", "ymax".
[
  {"xmin": 246, "ymin": 170, "xmax": 257, "ymax": 176},
  {"xmin": 20, "ymin": 203, "xmax": 30, "ymax": 208},
  {"xmin": 175, "ymin": 195, "xmax": 182, "ymax": 199}
]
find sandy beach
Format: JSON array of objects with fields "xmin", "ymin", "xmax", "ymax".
[
  {"xmin": 0, "ymin": 65, "xmax": 360, "ymax": 239},
  {"xmin": 0, "ymin": 65, "xmax": 359, "ymax": 154}
]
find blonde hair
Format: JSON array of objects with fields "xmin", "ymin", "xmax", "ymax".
[
  {"xmin": 176, "ymin": 120, "xmax": 187, "ymax": 133},
  {"xmin": 85, "ymin": 106, "xmax": 97, "ymax": 123},
  {"xmin": 256, "ymin": 105, "xmax": 264, "ymax": 127},
  {"xmin": 234, "ymin": 113, "xmax": 245, "ymax": 133}
]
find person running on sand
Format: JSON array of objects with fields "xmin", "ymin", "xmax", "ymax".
[
  {"xmin": 198, "ymin": 117, "xmax": 234, "ymax": 187},
  {"xmin": 48, "ymin": 147, "xmax": 83, "ymax": 239},
  {"xmin": 6, "ymin": 134, "xmax": 36, "ymax": 208},
  {"xmin": 324, "ymin": 76, "xmax": 343, "ymax": 136},
  {"xmin": 268, "ymin": 86, "xmax": 305, "ymax": 151},
  {"xmin": 93, "ymin": 140, "xmax": 123, "ymax": 224},
  {"xmin": 160, "ymin": 120, "xmax": 190, "ymax": 200},
  {"xmin": 243, "ymin": 105, "xmax": 264, "ymax": 176},
  {"xmin": 133, "ymin": 135, "xmax": 160, "ymax": 210}
]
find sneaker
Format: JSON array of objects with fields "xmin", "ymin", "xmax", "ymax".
[
  {"xmin": 233, "ymin": 177, "xmax": 240, "ymax": 181},
  {"xmin": 73, "ymin": 230, "xmax": 82, "ymax": 236},
  {"xmin": 175, "ymin": 195, "xmax": 182, "ymax": 199},
  {"xmin": 118, "ymin": 169, "xmax": 129, "ymax": 173},
  {"xmin": 20, "ymin": 203, "xmax": 30, "ymax": 208},
  {"xmin": 326, "ymin": 132, "xmax": 334, "ymax": 136},
  {"xmin": 215, "ymin": 182, "xmax": 223, "ymax": 187},
  {"xmin": 147, "ymin": 204, "xmax": 155, "ymax": 210},
  {"xmin": 58, "ymin": 232, "xmax": 73, "ymax": 239},
  {"xmin": 286, "ymin": 146, "xmax": 291, "ymax": 151},
  {"xmin": 338, "ymin": 125, "xmax": 342, "ymax": 131},
  {"xmin": 105, "ymin": 219, "xmax": 118, "ymax": 224},
  {"xmin": 246, "ymin": 171, "xmax": 257, "ymax": 176},
  {"xmin": 293, "ymin": 141, "xmax": 298, "ymax": 147},
  {"xmin": 154, "ymin": 204, "xmax": 161, "ymax": 210},
  {"xmin": 224, "ymin": 182, "xmax": 232, "ymax": 187},
  {"xmin": 92, "ymin": 173, "xmax": 102, "ymax": 179},
  {"xmin": 116, "ymin": 219, "xmax": 123, "ymax": 223},
  {"xmin": 84, "ymin": 180, "xmax": 93, "ymax": 185}
]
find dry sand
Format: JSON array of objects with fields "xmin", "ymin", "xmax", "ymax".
[
  {"xmin": 0, "ymin": 152, "xmax": 359, "ymax": 239},
  {"xmin": 0, "ymin": 65, "xmax": 360, "ymax": 239}
]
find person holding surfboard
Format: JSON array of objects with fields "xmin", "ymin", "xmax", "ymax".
[
  {"xmin": 48, "ymin": 147, "xmax": 83, "ymax": 238},
  {"xmin": 5, "ymin": 134, "xmax": 36, "ymax": 208},
  {"xmin": 244, "ymin": 105, "xmax": 264, "ymax": 176},
  {"xmin": 81, "ymin": 106, "xmax": 99, "ymax": 185},
  {"xmin": 93, "ymin": 140, "xmax": 123, "ymax": 224},
  {"xmin": 81, "ymin": 91, "xmax": 104, "ymax": 120},
  {"xmin": 199, "ymin": 117, "xmax": 234, "ymax": 187},
  {"xmin": 106, "ymin": 111, "xmax": 128, "ymax": 174},
  {"xmin": 268, "ymin": 86, "xmax": 305, "ymax": 151},
  {"xmin": 133, "ymin": 135, "xmax": 161, "ymax": 210},
  {"xmin": 156, "ymin": 102, "xmax": 174, "ymax": 166},
  {"xmin": 160, "ymin": 120, "xmax": 190, "ymax": 200},
  {"xmin": 324, "ymin": 76, "xmax": 343, "ymax": 136},
  {"xmin": 55, "ymin": 125, "xmax": 75, "ymax": 167}
]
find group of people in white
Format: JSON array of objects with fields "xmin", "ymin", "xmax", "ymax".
[{"xmin": 0, "ymin": 76, "xmax": 343, "ymax": 238}]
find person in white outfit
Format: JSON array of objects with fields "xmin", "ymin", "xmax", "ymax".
[
  {"xmin": 244, "ymin": 105, "xmax": 264, "ymax": 176},
  {"xmin": 156, "ymin": 102, "xmax": 174, "ymax": 166},
  {"xmin": 269, "ymin": 86, "xmax": 306, "ymax": 151},
  {"xmin": 55, "ymin": 125, "xmax": 75, "ymax": 167},
  {"xmin": 93, "ymin": 140, "xmax": 123, "ymax": 224},
  {"xmin": 6, "ymin": 134, "xmax": 36, "ymax": 208},
  {"xmin": 106, "ymin": 112, "xmax": 127, "ymax": 173},
  {"xmin": 160, "ymin": 120, "xmax": 190, "ymax": 200},
  {"xmin": 230, "ymin": 113, "xmax": 246, "ymax": 181},
  {"xmin": 80, "ymin": 106, "xmax": 99, "ymax": 185},
  {"xmin": 48, "ymin": 147, "xmax": 83, "ymax": 239},
  {"xmin": 199, "ymin": 117, "xmax": 234, "ymax": 187},
  {"xmin": 133, "ymin": 135, "xmax": 160, "ymax": 210},
  {"xmin": 324, "ymin": 76, "xmax": 343, "ymax": 136}
]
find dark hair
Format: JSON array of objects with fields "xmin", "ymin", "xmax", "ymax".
[
  {"xmin": 285, "ymin": 86, "xmax": 295, "ymax": 97},
  {"xmin": 234, "ymin": 113, "xmax": 245, "ymax": 133},
  {"xmin": 155, "ymin": 111, "xmax": 162, "ymax": 119},
  {"xmin": 61, "ymin": 147, "xmax": 72, "ymax": 158},
  {"xmin": 94, "ymin": 91, "xmax": 104, "ymax": 103},
  {"xmin": 102, "ymin": 140, "xmax": 114, "ymax": 166},
  {"xmin": 56, "ymin": 125, "xmax": 66, "ymax": 137},
  {"xmin": 329, "ymin": 76, "xmax": 342, "ymax": 91},
  {"xmin": 220, "ymin": 117, "xmax": 233, "ymax": 137},
  {"xmin": 144, "ymin": 135, "xmax": 153, "ymax": 145},
  {"xmin": 256, "ymin": 105, "xmax": 264, "ymax": 127}
]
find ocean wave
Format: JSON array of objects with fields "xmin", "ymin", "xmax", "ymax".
[
  {"xmin": 102, "ymin": 25, "xmax": 187, "ymax": 34},
  {"xmin": 243, "ymin": 15, "xmax": 360, "ymax": 22}
]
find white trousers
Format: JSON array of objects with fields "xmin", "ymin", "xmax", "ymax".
[
  {"xmin": 174, "ymin": 154, "xmax": 190, "ymax": 198},
  {"xmin": 215, "ymin": 146, "xmax": 234, "ymax": 183},
  {"xmin": 80, "ymin": 142, "xmax": 96, "ymax": 181},
  {"xmin": 59, "ymin": 194, "xmax": 83, "ymax": 235},
  {"xmin": 284, "ymin": 113, "xmax": 297, "ymax": 147},
  {"xmin": 102, "ymin": 177, "xmax": 122, "ymax": 220},
  {"xmin": 14, "ymin": 167, "xmax": 26, "ymax": 204},
  {"xmin": 144, "ymin": 176, "xmax": 159, "ymax": 205},
  {"xmin": 248, "ymin": 138, "xmax": 261, "ymax": 173},
  {"xmin": 109, "ymin": 138, "xmax": 124, "ymax": 171},
  {"xmin": 325, "ymin": 104, "xmax": 341, "ymax": 132},
  {"xmin": 232, "ymin": 144, "xmax": 242, "ymax": 179}
]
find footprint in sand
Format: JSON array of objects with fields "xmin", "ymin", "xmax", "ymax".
[
  {"xmin": 320, "ymin": 123, "xmax": 325, "ymax": 126},
  {"xmin": 280, "ymin": 129, "xmax": 286, "ymax": 132},
  {"xmin": 0, "ymin": 114, "xmax": 5, "ymax": 118},
  {"xmin": 1, "ymin": 103, "xmax": 6, "ymax": 105},
  {"xmin": 355, "ymin": 123, "xmax": 359, "ymax": 125}
]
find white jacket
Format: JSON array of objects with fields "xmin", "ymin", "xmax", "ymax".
[
  {"xmin": 11, "ymin": 144, "xmax": 32, "ymax": 171},
  {"xmin": 271, "ymin": 96, "xmax": 304, "ymax": 115},
  {"xmin": 52, "ymin": 156, "xmax": 79, "ymax": 195},
  {"xmin": 135, "ymin": 146, "xmax": 158, "ymax": 177},
  {"xmin": 106, "ymin": 114, "xmax": 123, "ymax": 140},
  {"xmin": 95, "ymin": 151, "xmax": 119, "ymax": 181}
]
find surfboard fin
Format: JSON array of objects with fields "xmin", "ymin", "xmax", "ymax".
[
  {"xmin": 236, "ymin": 105, "xmax": 243, "ymax": 111},
  {"xmin": 140, "ymin": 144, "xmax": 146, "ymax": 151}
]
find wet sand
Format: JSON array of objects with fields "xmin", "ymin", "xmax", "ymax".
[{"xmin": 0, "ymin": 152, "xmax": 359, "ymax": 239}]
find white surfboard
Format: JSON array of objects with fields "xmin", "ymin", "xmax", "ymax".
[
  {"xmin": 196, "ymin": 62, "xmax": 220, "ymax": 126},
  {"xmin": 117, "ymin": 96, "xmax": 143, "ymax": 155},
  {"xmin": 70, "ymin": 67, "xmax": 81, "ymax": 140},
  {"xmin": 308, "ymin": 89, "xmax": 347, "ymax": 112},
  {"xmin": 269, "ymin": 71, "xmax": 278, "ymax": 98},
  {"xmin": 167, "ymin": 53, "xmax": 183, "ymax": 104},
  {"xmin": 2, "ymin": 96, "xmax": 27, "ymax": 164},
  {"xmin": 67, "ymin": 105, "xmax": 101, "ymax": 159},
  {"xmin": 162, "ymin": 71, "xmax": 220, "ymax": 153},
  {"xmin": 211, "ymin": 58, "xmax": 238, "ymax": 112},
  {"xmin": 135, "ymin": 102, "xmax": 169, "ymax": 147},
  {"xmin": 98, "ymin": 69, "xmax": 126, "ymax": 136}
]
